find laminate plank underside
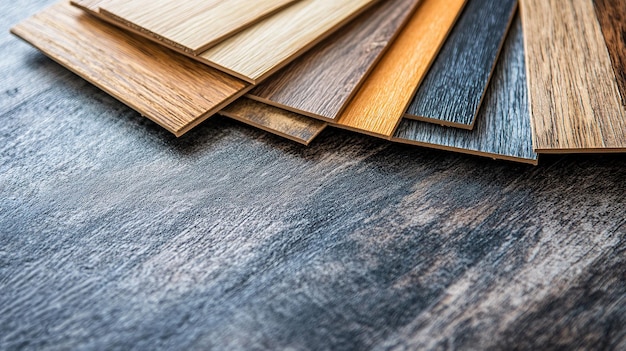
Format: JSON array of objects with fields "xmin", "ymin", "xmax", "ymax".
[
  {"xmin": 521, "ymin": 0, "xmax": 626, "ymax": 153},
  {"xmin": 247, "ymin": 0, "xmax": 421, "ymax": 122},
  {"xmin": 404, "ymin": 0, "xmax": 517, "ymax": 129},
  {"xmin": 593, "ymin": 0, "xmax": 626, "ymax": 107},
  {"xmin": 393, "ymin": 15, "xmax": 537, "ymax": 164},
  {"xmin": 221, "ymin": 98, "xmax": 326, "ymax": 146},
  {"xmin": 99, "ymin": 0, "xmax": 299, "ymax": 54},
  {"xmin": 11, "ymin": 2, "xmax": 249, "ymax": 137},
  {"xmin": 334, "ymin": 0, "xmax": 467, "ymax": 137}
]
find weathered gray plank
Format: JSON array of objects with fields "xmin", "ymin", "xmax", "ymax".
[
  {"xmin": 393, "ymin": 15, "xmax": 537, "ymax": 164},
  {"xmin": 404, "ymin": 0, "xmax": 517, "ymax": 129}
]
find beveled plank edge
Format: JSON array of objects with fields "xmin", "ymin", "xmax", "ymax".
[
  {"xmin": 390, "ymin": 135, "xmax": 539, "ymax": 165},
  {"xmin": 403, "ymin": 114, "xmax": 475, "ymax": 130},
  {"xmin": 534, "ymin": 148, "xmax": 626, "ymax": 154}
]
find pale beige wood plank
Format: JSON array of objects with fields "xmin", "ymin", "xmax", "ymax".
[
  {"xmin": 12, "ymin": 2, "xmax": 249, "ymax": 137},
  {"xmin": 334, "ymin": 0, "xmax": 467, "ymax": 137},
  {"xmin": 99, "ymin": 0, "xmax": 300, "ymax": 54},
  {"xmin": 521, "ymin": 0, "xmax": 626, "ymax": 152},
  {"xmin": 198, "ymin": 0, "xmax": 378, "ymax": 83}
]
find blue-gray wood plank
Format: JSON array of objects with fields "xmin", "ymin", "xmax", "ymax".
[
  {"xmin": 404, "ymin": 0, "xmax": 517, "ymax": 129},
  {"xmin": 393, "ymin": 15, "xmax": 537, "ymax": 164}
]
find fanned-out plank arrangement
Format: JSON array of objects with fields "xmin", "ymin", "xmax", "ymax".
[{"xmin": 10, "ymin": 0, "xmax": 626, "ymax": 165}]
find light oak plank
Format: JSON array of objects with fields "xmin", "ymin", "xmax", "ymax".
[
  {"xmin": 99, "ymin": 0, "xmax": 299, "ymax": 54},
  {"xmin": 334, "ymin": 0, "xmax": 467, "ymax": 138},
  {"xmin": 11, "ymin": 2, "xmax": 249, "ymax": 137},
  {"xmin": 220, "ymin": 98, "xmax": 326, "ymax": 146},
  {"xmin": 394, "ymin": 15, "xmax": 538, "ymax": 165},
  {"xmin": 197, "ymin": 0, "xmax": 378, "ymax": 83},
  {"xmin": 520, "ymin": 0, "xmax": 626, "ymax": 153},
  {"xmin": 404, "ymin": 0, "xmax": 517, "ymax": 129},
  {"xmin": 247, "ymin": 0, "xmax": 421, "ymax": 122},
  {"xmin": 593, "ymin": 0, "xmax": 626, "ymax": 107}
]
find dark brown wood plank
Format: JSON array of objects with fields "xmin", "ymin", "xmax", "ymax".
[
  {"xmin": 11, "ymin": 2, "xmax": 249, "ymax": 137},
  {"xmin": 247, "ymin": 0, "xmax": 421, "ymax": 121},
  {"xmin": 220, "ymin": 98, "xmax": 326, "ymax": 146},
  {"xmin": 593, "ymin": 0, "xmax": 626, "ymax": 106},
  {"xmin": 404, "ymin": 0, "xmax": 517, "ymax": 129},
  {"xmin": 393, "ymin": 15, "xmax": 537, "ymax": 164}
]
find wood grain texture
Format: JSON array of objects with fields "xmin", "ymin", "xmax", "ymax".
[
  {"xmin": 4, "ymin": 1, "xmax": 626, "ymax": 348},
  {"xmin": 404, "ymin": 0, "xmax": 517, "ymax": 129},
  {"xmin": 521, "ymin": 0, "xmax": 626, "ymax": 153},
  {"xmin": 247, "ymin": 0, "xmax": 421, "ymax": 122},
  {"xmin": 11, "ymin": 2, "xmax": 249, "ymax": 137},
  {"xmin": 394, "ymin": 16, "xmax": 537, "ymax": 164},
  {"xmin": 335, "ymin": 0, "xmax": 467, "ymax": 137},
  {"xmin": 197, "ymin": 0, "xmax": 378, "ymax": 83},
  {"xmin": 220, "ymin": 98, "xmax": 326, "ymax": 146},
  {"xmin": 99, "ymin": 0, "xmax": 299, "ymax": 54},
  {"xmin": 593, "ymin": 0, "xmax": 626, "ymax": 107}
]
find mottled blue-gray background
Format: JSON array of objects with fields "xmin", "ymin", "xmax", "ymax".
[{"xmin": 1, "ymin": 1, "xmax": 625, "ymax": 350}]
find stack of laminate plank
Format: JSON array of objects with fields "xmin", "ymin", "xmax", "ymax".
[{"xmin": 10, "ymin": 0, "xmax": 626, "ymax": 165}]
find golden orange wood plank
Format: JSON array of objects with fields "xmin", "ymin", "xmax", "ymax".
[{"xmin": 334, "ymin": 0, "xmax": 467, "ymax": 138}]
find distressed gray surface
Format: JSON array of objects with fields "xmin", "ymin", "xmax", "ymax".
[
  {"xmin": 394, "ymin": 15, "xmax": 537, "ymax": 164},
  {"xmin": 1, "ymin": 1, "xmax": 626, "ymax": 350},
  {"xmin": 404, "ymin": 0, "xmax": 517, "ymax": 128}
]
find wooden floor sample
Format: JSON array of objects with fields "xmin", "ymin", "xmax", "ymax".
[
  {"xmin": 404, "ymin": 0, "xmax": 517, "ymax": 129},
  {"xmin": 99, "ymin": 0, "xmax": 299, "ymax": 54},
  {"xmin": 70, "ymin": 0, "xmax": 104, "ymax": 11},
  {"xmin": 247, "ymin": 0, "xmax": 421, "ymax": 122},
  {"xmin": 394, "ymin": 15, "xmax": 537, "ymax": 165},
  {"xmin": 593, "ymin": 0, "xmax": 626, "ymax": 107},
  {"xmin": 221, "ymin": 98, "xmax": 326, "ymax": 146},
  {"xmin": 198, "ymin": 0, "xmax": 377, "ymax": 83},
  {"xmin": 73, "ymin": 0, "xmax": 376, "ymax": 84},
  {"xmin": 11, "ymin": 2, "xmax": 249, "ymax": 137},
  {"xmin": 521, "ymin": 0, "xmax": 626, "ymax": 153},
  {"xmin": 232, "ymin": 16, "xmax": 536, "ymax": 164},
  {"xmin": 334, "ymin": 0, "xmax": 467, "ymax": 138}
]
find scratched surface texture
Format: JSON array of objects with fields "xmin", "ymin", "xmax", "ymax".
[{"xmin": 1, "ymin": 1, "xmax": 626, "ymax": 350}]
